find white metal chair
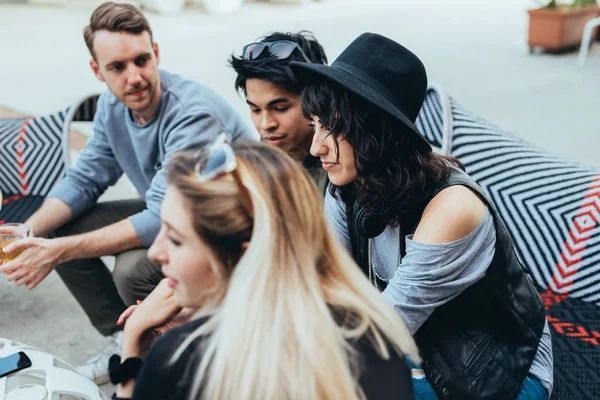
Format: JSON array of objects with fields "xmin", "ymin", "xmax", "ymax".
[{"xmin": 578, "ymin": 13, "xmax": 600, "ymax": 65}]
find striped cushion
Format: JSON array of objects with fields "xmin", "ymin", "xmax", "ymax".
[
  {"xmin": 416, "ymin": 85, "xmax": 600, "ymax": 304},
  {"xmin": 0, "ymin": 95, "xmax": 98, "ymax": 224},
  {"xmin": 0, "ymin": 113, "xmax": 67, "ymax": 196},
  {"xmin": 417, "ymin": 86, "xmax": 600, "ymax": 398},
  {"xmin": 0, "ymin": 95, "xmax": 98, "ymax": 197}
]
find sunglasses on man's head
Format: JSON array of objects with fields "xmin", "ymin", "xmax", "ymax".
[
  {"xmin": 241, "ymin": 40, "xmax": 311, "ymax": 63},
  {"xmin": 194, "ymin": 133, "xmax": 254, "ymax": 218}
]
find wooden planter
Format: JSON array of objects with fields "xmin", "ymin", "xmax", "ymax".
[{"xmin": 528, "ymin": 5, "xmax": 600, "ymax": 52}]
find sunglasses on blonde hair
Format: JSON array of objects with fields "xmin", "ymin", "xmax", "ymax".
[{"xmin": 194, "ymin": 133, "xmax": 254, "ymax": 218}]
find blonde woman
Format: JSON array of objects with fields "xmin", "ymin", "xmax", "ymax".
[{"xmin": 110, "ymin": 137, "xmax": 419, "ymax": 400}]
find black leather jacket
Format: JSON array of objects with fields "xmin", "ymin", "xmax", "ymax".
[{"xmin": 346, "ymin": 168, "xmax": 546, "ymax": 399}]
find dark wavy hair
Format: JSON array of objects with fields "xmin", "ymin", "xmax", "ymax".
[
  {"xmin": 229, "ymin": 31, "xmax": 328, "ymax": 96},
  {"xmin": 301, "ymin": 80, "xmax": 464, "ymax": 225}
]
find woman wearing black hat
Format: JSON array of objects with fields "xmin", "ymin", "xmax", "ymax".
[{"xmin": 291, "ymin": 33, "xmax": 553, "ymax": 400}]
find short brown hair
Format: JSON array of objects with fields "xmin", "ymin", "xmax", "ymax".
[{"xmin": 83, "ymin": 2, "xmax": 153, "ymax": 60}]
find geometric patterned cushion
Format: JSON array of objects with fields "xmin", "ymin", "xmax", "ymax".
[
  {"xmin": 0, "ymin": 114, "xmax": 67, "ymax": 196},
  {"xmin": 0, "ymin": 94, "xmax": 98, "ymax": 197},
  {"xmin": 541, "ymin": 291, "xmax": 600, "ymax": 399},
  {"xmin": 0, "ymin": 194, "xmax": 45, "ymax": 224},
  {"xmin": 0, "ymin": 94, "xmax": 98, "ymax": 223},
  {"xmin": 416, "ymin": 83, "xmax": 445, "ymax": 150},
  {"xmin": 416, "ymin": 85, "xmax": 600, "ymax": 399},
  {"xmin": 417, "ymin": 85, "xmax": 600, "ymax": 305}
]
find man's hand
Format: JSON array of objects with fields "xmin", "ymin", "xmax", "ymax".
[{"xmin": 0, "ymin": 237, "xmax": 67, "ymax": 289}]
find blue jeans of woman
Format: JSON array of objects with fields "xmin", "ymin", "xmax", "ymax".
[{"xmin": 411, "ymin": 366, "xmax": 548, "ymax": 400}]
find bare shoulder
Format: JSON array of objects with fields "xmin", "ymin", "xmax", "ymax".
[{"xmin": 412, "ymin": 185, "xmax": 487, "ymax": 245}]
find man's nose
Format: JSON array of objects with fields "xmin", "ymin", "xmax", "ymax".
[
  {"xmin": 126, "ymin": 65, "xmax": 143, "ymax": 86},
  {"xmin": 260, "ymin": 113, "xmax": 277, "ymax": 132}
]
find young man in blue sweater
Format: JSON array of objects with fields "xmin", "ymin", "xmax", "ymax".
[{"xmin": 0, "ymin": 1, "xmax": 254, "ymax": 383}]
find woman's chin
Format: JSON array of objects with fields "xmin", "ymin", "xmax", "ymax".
[
  {"xmin": 174, "ymin": 292, "xmax": 203, "ymax": 309},
  {"xmin": 172, "ymin": 291, "xmax": 188, "ymax": 307},
  {"xmin": 327, "ymin": 172, "xmax": 356, "ymax": 187}
]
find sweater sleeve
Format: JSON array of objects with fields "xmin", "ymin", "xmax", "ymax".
[
  {"xmin": 323, "ymin": 189, "xmax": 352, "ymax": 252},
  {"xmin": 382, "ymin": 207, "xmax": 496, "ymax": 335},
  {"xmin": 47, "ymin": 95, "xmax": 123, "ymax": 217},
  {"xmin": 128, "ymin": 108, "xmax": 227, "ymax": 247}
]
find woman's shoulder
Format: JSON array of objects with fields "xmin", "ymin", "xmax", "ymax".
[{"xmin": 414, "ymin": 185, "xmax": 487, "ymax": 245}]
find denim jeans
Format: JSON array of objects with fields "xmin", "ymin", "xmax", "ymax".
[
  {"xmin": 411, "ymin": 370, "xmax": 439, "ymax": 400},
  {"xmin": 409, "ymin": 362, "xmax": 438, "ymax": 400},
  {"xmin": 411, "ymin": 368, "xmax": 548, "ymax": 400},
  {"xmin": 516, "ymin": 375, "xmax": 549, "ymax": 400}
]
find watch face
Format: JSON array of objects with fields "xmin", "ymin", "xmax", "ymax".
[{"xmin": 6, "ymin": 384, "xmax": 48, "ymax": 400}]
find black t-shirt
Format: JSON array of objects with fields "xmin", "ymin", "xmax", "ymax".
[{"xmin": 120, "ymin": 317, "xmax": 415, "ymax": 400}]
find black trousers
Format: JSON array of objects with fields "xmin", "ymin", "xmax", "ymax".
[{"xmin": 54, "ymin": 200, "xmax": 163, "ymax": 336}]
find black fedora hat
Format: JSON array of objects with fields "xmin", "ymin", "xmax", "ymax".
[{"xmin": 290, "ymin": 32, "xmax": 431, "ymax": 151}]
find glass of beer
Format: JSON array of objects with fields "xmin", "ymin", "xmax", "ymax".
[{"xmin": 0, "ymin": 223, "xmax": 30, "ymax": 263}]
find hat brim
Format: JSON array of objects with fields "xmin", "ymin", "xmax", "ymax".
[{"xmin": 290, "ymin": 61, "xmax": 431, "ymax": 152}]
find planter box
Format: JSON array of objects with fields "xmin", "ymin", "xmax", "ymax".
[{"xmin": 528, "ymin": 5, "xmax": 600, "ymax": 52}]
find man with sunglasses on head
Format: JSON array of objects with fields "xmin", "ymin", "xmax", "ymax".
[
  {"xmin": 229, "ymin": 31, "xmax": 329, "ymax": 193},
  {"xmin": 0, "ymin": 1, "xmax": 253, "ymax": 384}
]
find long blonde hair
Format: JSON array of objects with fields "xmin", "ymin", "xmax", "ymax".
[{"xmin": 166, "ymin": 141, "xmax": 419, "ymax": 400}]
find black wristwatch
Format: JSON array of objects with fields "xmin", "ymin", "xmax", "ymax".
[{"xmin": 108, "ymin": 354, "xmax": 144, "ymax": 385}]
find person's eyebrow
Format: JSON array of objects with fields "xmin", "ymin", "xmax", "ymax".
[
  {"xmin": 105, "ymin": 52, "xmax": 152, "ymax": 69},
  {"xmin": 104, "ymin": 59, "xmax": 124, "ymax": 69},
  {"xmin": 133, "ymin": 52, "xmax": 152, "ymax": 61},
  {"xmin": 267, "ymin": 97, "xmax": 291, "ymax": 107},
  {"xmin": 246, "ymin": 97, "xmax": 290, "ymax": 108},
  {"xmin": 163, "ymin": 220, "xmax": 185, "ymax": 237}
]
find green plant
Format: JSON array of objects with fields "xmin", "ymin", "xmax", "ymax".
[
  {"xmin": 540, "ymin": 0, "xmax": 557, "ymax": 7},
  {"xmin": 572, "ymin": 0, "xmax": 598, "ymax": 6},
  {"xmin": 539, "ymin": 0, "xmax": 597, "ymax": 8}
]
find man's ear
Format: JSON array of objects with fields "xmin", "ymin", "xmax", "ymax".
[
  {"xmin": 90, "ymin": 59, "xmax": 105, "ymax": 82},
  {"xmin": 153, "ymin": 42, "xmax": 160, "ymax": 65}
]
